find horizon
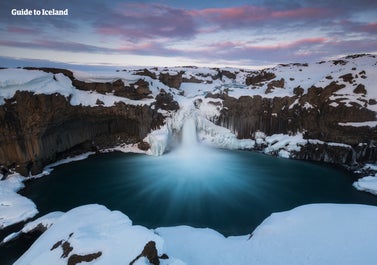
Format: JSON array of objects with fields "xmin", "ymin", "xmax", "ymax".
[
  {"xmin": 1, "ymin": 53, "xmax": 376, "ymax": 72},
  {"xmin": 1, "ymin": 0, "xmax": 377, "ymax": 69}
]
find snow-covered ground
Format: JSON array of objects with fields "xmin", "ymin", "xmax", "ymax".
[
  {"xmin": 353, "ymin": 164, "xmax": 377, "ymax": 195},
  {"xmin": 0, "ymin": 174, "xmax": 38, "ymax": 229},
  {"xmin": 0, "ymin": 69, "xmax": 154, "ymax": 107},
  {"xmin": 0, "ymin": 153, "xmax": 96, "ymax": 229},
  {"xmin": 10, "ymin": 203, "xmax": 377, "ymax": 265}
]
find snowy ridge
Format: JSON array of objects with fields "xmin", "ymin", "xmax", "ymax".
[
  {"xmin": 0, "ymin": 69, "xmax": 154, "ymax": 107},
  {"xmin": 11, "ymin": 203, "xmax": 377, "ymax": 265}
]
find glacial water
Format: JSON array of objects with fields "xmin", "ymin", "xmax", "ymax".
[{"xmin": 2, "ymin": 119, "xmax": 377, "ymax": 264}]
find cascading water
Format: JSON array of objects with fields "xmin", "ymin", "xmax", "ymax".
[{"xmin": 181, "ymin": 117, "xmax": 198, "ymax": 149}]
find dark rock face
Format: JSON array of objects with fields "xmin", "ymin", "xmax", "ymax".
[
  {"xmin": 159, "ymin": 71, "xmax": 183, "ymax": 89},
  {"xmin": 134, "ymin": 68, "xmax": 157, "ymax": 79},
  {"xmin": 154, "ymin": 89, "xmax": 179, "ymax": 111},
  {"xmin": 129, "ymin": 241, "xmax": 168, "ymax": 265},
  {"xmin": 73, "ymin": 78, "xmax": 152, "ymax": 100},
  {"xmin": 0, "ymin": 91, "xmax": 163, "ymax": 175},
  {"xmin": 246, "ymin": 72, "xmax": 276, "ymax": 86},
  {"xmin": 214, "ymin": 81, "xmax": 377, "ymax": 164}
]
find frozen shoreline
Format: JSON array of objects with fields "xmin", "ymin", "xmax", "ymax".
[
  {"xmin": 8, "ymin": 203, "xmax": 377, "ymax": 265},
  {"xmin": 1, "ymin": 139, "xmax": 375, "ymax": 231}
]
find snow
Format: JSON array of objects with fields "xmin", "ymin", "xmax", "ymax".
[
  {"xmin": 263, "ymin": 133, "xmax": 306, "ymax": 157},
  {"xmin": 0, "ymin": 174, "xmax": 38, "ymax": 229},
  {"xmin": 14, "ymin": 204, "xmax": 179, "ymax": 265},
  {"xmin": 353, "ymin": 174, "xmax": 377, "ymax": 195},
  {"xmin": 2, "ymin": 211, "xmax": 64, "ymax": 244},
  {"xmin": 100, "ymin": 143, "xmax": 146, "ymax": 154},
  {"xmin": 0, "ymin": 68, "xmax": 154, "ymax": 107},
  {"xmin": 338, "ymin": 121, "xmax": 377, "ymax": 128},
  {"xmin": 12, "ymin": 203, "xmax": 377, "ymax": 265},
  {"xmin": 44, "ymin": 152, "xmax": 95, "ymax": 171}
]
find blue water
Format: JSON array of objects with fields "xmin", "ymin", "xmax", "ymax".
[
  {"xmin": 20, "ymin": 150, "xmax": 377, "ymax": 236},
  {"xmin": 2, "ymin": 148, "xmax": 377, "ymax": 264}
]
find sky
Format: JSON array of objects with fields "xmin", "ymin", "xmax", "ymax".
[{"xmin": 0, "ymin": 0, "xmax": 376, "ymax": 69}]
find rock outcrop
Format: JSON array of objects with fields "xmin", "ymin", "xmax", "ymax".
[
  {"xmin": 0, "ymin": 91, "xmax": 163, "ymax": 175},
  {"xmin": 1, "ymin": 54, "xmax": 377, "ymax": 175}
]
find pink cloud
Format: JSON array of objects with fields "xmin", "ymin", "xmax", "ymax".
[
  {"xmin": 360, "ymin": 22, "xmax": 377, "ymax": 33},
  {"xmin": 95, "ymin": 3, "xmax": 197, "ymax": 40},
  {"xmin": 203, "ymin": 38, "xmax": 328, "ymax": 52},
  {"xmin": 271, "ymin": 7, "xmax": 329, "ymax": 19},
  {"xmin": 7, "ymin": 26, "xmax": 37, "ymax": 34},
  {"xmin": 189, "ymin": 5, "xmax": 331, "ymax": 27}
]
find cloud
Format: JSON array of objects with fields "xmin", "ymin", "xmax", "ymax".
[
  {"xmin": 95, "ymin": 3, "xmax": 197, "ymax": 40},
  {"xmin": 359, "ymin": 22, "xmax": 377, "ymax": 33},
  {"xmin": 0, "ymin": 39, "xmax": 113, "ymax": 54},
  {"xmin": 189, "ymin": 5, "xmax": 332, "ymax": 29},
  {"xmin": 6, "ymin": 26, "xmax": 38, "ymax": 34},
  {"xmin": 0, "ymin": 0, "xmax": 376, "ymax": 67}
]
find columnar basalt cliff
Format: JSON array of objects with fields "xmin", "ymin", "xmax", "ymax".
[
  {"xmin": 0, "ymin": 91, "xmax": 163, "ymax": 175},
  {"xmin": 0, "ymin": 54, "xmax": 376, "ymax": 175}
]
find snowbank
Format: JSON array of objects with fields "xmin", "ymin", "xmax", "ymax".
[
  {"xmin": 353, "ymin": 172, "xmax": 377, "ymax": 195},
  {"xmin": 12, "ymin": 203, "xmax": 377, "ymax": 265},
  {"xmin": 14, "ymin": 204, "xmax": 182, "ymax": 265},
  {"xmin": 0, "ymin": 174, "xmax": 38, "ymax": 229}
]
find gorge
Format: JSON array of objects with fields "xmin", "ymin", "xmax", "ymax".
[{"xmin": 1, "ymin": 54, "xmax": 377, "ymax": 265}]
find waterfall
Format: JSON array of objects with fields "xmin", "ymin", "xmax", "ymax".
[{"xmin": 181, "ymin": 117, "xmax": 198, "ymax": 149}]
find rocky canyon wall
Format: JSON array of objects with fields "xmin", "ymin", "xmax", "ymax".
[{"xmin": 0, "ymin": 90, "xmax": 163, "ymax": 175}]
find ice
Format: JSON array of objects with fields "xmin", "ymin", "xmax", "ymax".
[
  {"xmin": 145, "ymin": 126, "xmax": 170, "ymax": 156},
  {"xmin": 338, "ymin": 121, "xmax": 377, "ymax": 128}
]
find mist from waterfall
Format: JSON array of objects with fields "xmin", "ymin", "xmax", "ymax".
[{"xmin": 167, "ymin": 116, "xmax": 224, "ymax": 177}]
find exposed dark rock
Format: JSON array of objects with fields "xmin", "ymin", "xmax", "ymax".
[
  {"xmin": 51, "ymin": 240, "xmax": 63, "ymax": 251},
  {"xmin": 217, "ymin": 79, "xmax": 377, "ymax": 164},
  {"xmin": 245, "ymin": 72, "xmax": 276, "ymax": 86},
  {"xmin": 135, "ymin": 69, "xmax": 157, "ymax": 79},
  {"xmin": 68, "ymin": 252, "xmax": 102, "ymax": 265},
  {"xmin": 129, "ymin": 241, "xmax": 168, "ymax": 265},
  {"xmin": 293, "ymin": 86, "xmax": 304, "ymax": 96},
  {"xmin": 61, "ymin": 241, "xmax": 73, "ymax": 258},
  {"xmin": 293, "ymin": 143, "xmax": 354, "ymax": 164},
  {"xmin": 23, "ymin": 67, "xmax": 152, "ymax": 100},
  {"xmin": 23, "ymin": 67, "xmax": 74, "ymax": 79},
  {"xmin": 339, "ymin": 73, "xmax": 354, "ymax": 84},
  {"xmin": 154, "ymin": 89, "xmax": 179, "ymax": 111},
  {"xmin": 221, "ymin": 70, "xmax": 237, "ymax": 79},
  {"xmin": 345, "ymin": 54, "xmax": 373, "ymax": 59},
  {"xmin": 138, "ymin": 141, "xmax": 150, "ymax": 151},
  {"xmin": 266, "ymin": 78, "xmax": 285, "ymax": 93},
  {"xmin": 0, "ymin": 91, "xmax": 163, "ymax": 175},
  {"xmin": 112, "ymin": 79, "xmax": 152, "ymax": 100},
  {"xmin": 96, "ymin": 99, "xmax": 104, "ymax": 106},
  {"xmin": 159, "ymin": 71, "xmax": 183, "ymax": 89},
  {"xmin": 332, "ymin": 60, "xmax": 347, "ymax": 65},
  {"xmin": 354, "ymin": 84, "xmax": 367, "ymax": 94}
]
